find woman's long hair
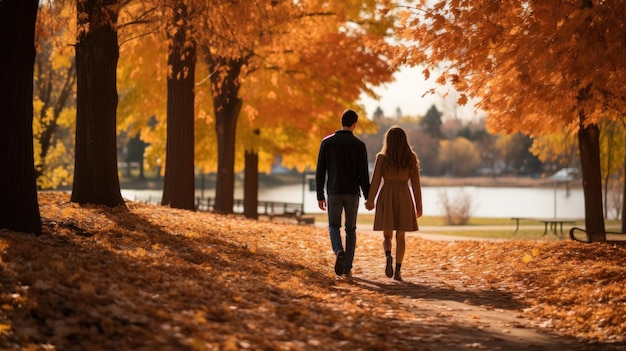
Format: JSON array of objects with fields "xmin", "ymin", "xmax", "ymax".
[{"xmin": 380, "ymin": 126, "xmax": 418, "ymax": 171}]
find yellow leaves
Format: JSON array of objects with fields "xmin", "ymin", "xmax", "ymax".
[
  {"xmin": 60, "ymin": 207, "xmax": 78, "ymax": 218},
  {"xmin": 523, "ymin": 247, "xmax": 541, "ymax": 263},
  {"xmin": 222, "ymin": 336, "xmax": 239, "ymax": 351},
  {"xmin": 132, "ymin": 247, "xmax": 148, "ymax": 258},
  {"xmin": 0, "ymin": 323, "xmax": 11, "ymax": 335}
]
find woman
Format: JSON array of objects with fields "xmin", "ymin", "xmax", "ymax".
[{"xmin": 365, "ymin": 126, "xmax": 423, "ymax": 281}]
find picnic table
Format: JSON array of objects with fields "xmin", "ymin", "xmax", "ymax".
[{"xmin": 511, "ymin": 217, "xmax": 583, "ymax": 236}]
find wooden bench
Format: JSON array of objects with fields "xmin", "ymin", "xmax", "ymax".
[
  {"xmin": 195, "ymin": 197, "xmax": 315, "ymax": 225},
  {"xmin": 511, "ymin": 217, "xmax": 583, "ymax": 236},
  {"xmin": 268, "ymin": 209, "xmax": 315, "ymax": 226}
]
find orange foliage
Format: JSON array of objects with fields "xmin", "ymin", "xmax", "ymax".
[
  {"xmin": 0, "ymin": 192, "xmax": 624, "ymax": 350},
  {"xmin": 117, "ymin": 0, "xmax": 396, "ymax": 174},
  {"xmin": 395, "ymin": 1, "xmax": 626, "ymax": 136}
]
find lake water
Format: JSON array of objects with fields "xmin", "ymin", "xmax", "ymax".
[{"xmin": 122, "ymin": 183, "xmax": 585, "ymax": 219}]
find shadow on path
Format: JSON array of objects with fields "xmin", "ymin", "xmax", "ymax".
[{"xmin": 341, "ymin": 276, "xmax": 621, "ymax": 351}]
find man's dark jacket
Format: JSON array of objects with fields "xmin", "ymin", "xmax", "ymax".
[{"xmin": 316, "ymin": 130, "xmax": 370, "ymax": 201}]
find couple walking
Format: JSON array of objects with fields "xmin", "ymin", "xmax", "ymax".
[{"xmin": 315, "ymin": 109, "xmax": 423, "ymax": 281}]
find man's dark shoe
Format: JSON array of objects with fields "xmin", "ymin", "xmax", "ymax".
[
  {"xmin": 335, "ymin": 251, "xmax": 346, "ymax": 276},
  {"xmin": 385, "ymin": 255, "xmax": 394, "ymax": 278},
  {"xmin": 344, "ymin": 269, "xmax": 352, "ymax": 277}
]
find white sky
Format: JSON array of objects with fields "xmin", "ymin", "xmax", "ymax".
[{"xmin": 358, "ymin": 65, "xmax": 484, "ymax": 121}]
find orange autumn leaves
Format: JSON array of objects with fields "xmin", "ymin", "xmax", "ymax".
[
  {"xmin": 0, "ymin": 192, "xmax": 623, "ymax": 350},
  {"xmin": 395, "ymin": 1, "xmax": 626, "ymax": 135}
]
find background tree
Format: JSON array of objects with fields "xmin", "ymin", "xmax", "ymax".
[
  {"xmin": 206, "ymin": 56, "xmax": 243, "ymax": 213},
  {"xmin": 192, "ymin": 0, "xmax": 395, "ymax": 214},
  {"xmin": 71, "ymin": 0, "xmax": 124, "ymax": 207},
  {"xmin": 395, "ymin": 1, "xmax": 626, "ymax": 241},
  {"xmin": 598, "ymin": 119, "xmax": 625, "ymax": 219},
  {"xmin": 420, "ymin": 105, "xmax": 443, "ymax": 139},
  {"xmin": 373, "ymin": 106, "xmax": 384, "ymax": 120},
  {"xmin": 408, "ymin": 129, "xmax": 440, "ymax": 176},
  {"xmin": 116, "ymin": 0, "xmax": 393, "ymax": 214},
  {"xmin": 440, "ymin": 118, "xmax": 463, "ymax": 140},
  {"xmin": 438, "ymin": 137, "xmax": 481, "ymax": 177},
  {"xmin": 469, "ymin": 125, "xmax": 499, "ymax": 177},
  {"xmin": 0, "ymin": 0, "xmax": 42, "ymax": 235},
  {"xmin": 161, "ymin": 0, "xmax": 197, "ymax": 210},
  {"xmin": 117, "ymin": 24, "xmax": 168, "ymax": 181},
  {"xmin": 495, "ymin": 133, "xmax": 541, "ymax": 176},
  {"xmin": 33, "ymin": 2, "xmax": 76, "ymax": 189},
  {"xmin": 530, "ymin": 132, "xmax": 580, "ymax": 174}
]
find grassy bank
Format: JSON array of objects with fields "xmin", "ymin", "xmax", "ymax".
[{"xmin": 309, "ymin": 213, "xmax": 620, "ymax": 241}]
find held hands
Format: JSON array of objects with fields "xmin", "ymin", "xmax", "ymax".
[{"xmin": 365, "ymin": 200, "xmax": 375, "ymax": 211}]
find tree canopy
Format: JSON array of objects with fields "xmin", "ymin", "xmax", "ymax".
[
  {"xmin": 395, "ymin": 0, "xmax": 626, "ymax": 134},
  {"xmin": 117, "ymin": 0, "xmax": 396, "ymax": 174}
]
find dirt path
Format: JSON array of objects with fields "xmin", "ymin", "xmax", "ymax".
[
  {"xmin": 346, "ymin": 264, "xmax": 587, "ymax": 350},
  {"xmin": 322, "ymin": 226, "xmax": 614, "ymax": 350}
]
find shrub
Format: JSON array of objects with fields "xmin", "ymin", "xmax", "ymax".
[{"xmin": 438, "ymin": 189, "xmax": 474, "ymax": 225}]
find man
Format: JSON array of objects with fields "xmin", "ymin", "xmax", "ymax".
[{"xmin": 315, "ymin": 109, "xmax": 370, "ymax": 277}]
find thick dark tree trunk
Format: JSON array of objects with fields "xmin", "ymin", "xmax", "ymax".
[
  {"xmin": 0, "ymin": 0, "xmax": 41, "ymax": 235},
  {"xmin": 71, "ymin": 0, "xmax": 124, "ymax": 207},
  {"xmin": 161, "ymin": 2, "xmax": 196, "ymax": 210},
  {"xmin": 244, "ymin": 150, "xmax": 259, "ymax": 219},
  {"xmin": 578, "ymin": 114, "xmax": 606, "ymax": 242},
  {"xmin": 209, "ymin": 57, "xmax": 243, "ymax": 214}
]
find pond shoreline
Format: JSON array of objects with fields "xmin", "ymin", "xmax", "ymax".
[
  {"xmin": 117, "ymin": 173, "xmax": 581, "ymax": 190},
  {"xmin": 420, "ymin": 175, "xmax": 581, "ymax": 189}
]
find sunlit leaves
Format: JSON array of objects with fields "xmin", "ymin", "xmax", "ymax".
[
  {"xmin": 33, "ymin": 2, "xmax": 77, "ymax": 189},
  {"xmin": 396, "ymin": 1, "xmax": 626, "ymax": 135},
  {"xmin": 116, "ymin": 0, "xmax": 397, "ymax": 174}
]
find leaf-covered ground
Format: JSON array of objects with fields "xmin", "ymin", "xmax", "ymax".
[{"xmin": 0, "ymin": 192, "xmax": 624, "ymax": 350}]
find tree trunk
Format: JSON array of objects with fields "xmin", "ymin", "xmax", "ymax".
[
  {"xmin": 244, "ymin": 150, "xmax": 259, "ymax": 220},
  {"xmin": 71, "ymin": 0, "xmax": 124, "ymax": 207},
  {"xmin": 0, "ymin": 0, "xmax": 41, "ymax": 235},
  {"xmin": 622, "ymin": 139, "xmax": 626, "ymax": 233},
  {"xmin": 578, "ymin": 114, "xmax": 606, "ymax": 242},
  {"xmin": 161, "ymin": 2, "xmax": 196, "ymax": 210},
  {"xmin": 602, "ymin": 121, "xmax": 617, "ymax": 219},
  {"xmin": 209, "ymin": 57, "xmax": 243, "ymax": 214}
]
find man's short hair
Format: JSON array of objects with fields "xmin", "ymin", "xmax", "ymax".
[{"xmin": 341, "ymin": 109, "xmax": 358, "ymax": 127}]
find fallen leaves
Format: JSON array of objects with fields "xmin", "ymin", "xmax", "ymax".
[{"xmin": 0, "ymin": 192, "xmax": 624, "ymax": 350}]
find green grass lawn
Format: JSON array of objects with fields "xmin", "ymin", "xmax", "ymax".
[{"xmin": 310, "ymin": 213, "xmax": 620, "ymax": 241}]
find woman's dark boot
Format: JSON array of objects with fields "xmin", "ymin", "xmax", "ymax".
[{"xmin": 394, "ymin": 264, "xmax": 402, "ymax": 281}]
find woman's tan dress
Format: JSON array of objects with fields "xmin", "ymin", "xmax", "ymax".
[{"xmin": 367, "ymin": 154, "xmax": 422, "ymax": 231}]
